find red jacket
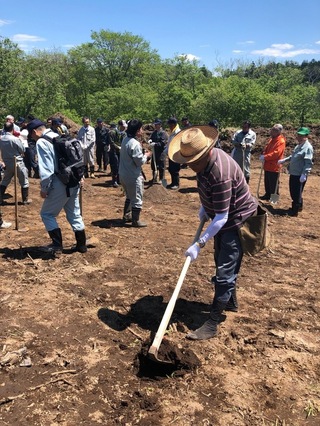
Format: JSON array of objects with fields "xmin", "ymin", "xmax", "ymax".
[{"xmin": 263, "ymin": 134, "xmax": 286, "ymax": 172}]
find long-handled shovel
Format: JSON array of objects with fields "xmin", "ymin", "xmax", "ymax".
[
  {"xmin": 242, "ymin": 146, "xmax": 245, "ymax": 173},
  {"xmin": 14, "ymin": 157, "xmax": 29, "ymax": 233},
  {"xmin": 270, "ymin": 173, "xmax": 280, "ymax": 204},
  {"xmin": 161, "ymin": 153, "xmax": 167, "ymax": 188},
  {"xmin": 14, "ymin": 156, "xmax": 19, "ymax": 230},
  {"xmin": 256, "ymin": 162, "xmax": 264, "ymax": 199},
  {"xmin": 151, "ymin": 145, "xmax": 159, "ymax": 184},
  {"xmin": 148, "ymin": 216, "xmax": 206, "ymax": 363},
  {"xmin": 79, "ymin": 185, "xmax": 83, "ymax": 216}
]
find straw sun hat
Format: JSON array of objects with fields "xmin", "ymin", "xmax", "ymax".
[{"xmin": 168, "ymin": 125, "xmax": 219, "ymax": 164}]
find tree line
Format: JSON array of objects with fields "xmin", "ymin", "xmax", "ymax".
[{"xmin": 0, "ymin": 31, "xmax": 319, "ymax": 129}]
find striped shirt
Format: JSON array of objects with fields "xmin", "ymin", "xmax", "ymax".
[{"xmin": 197, "ymin": 149, "xmax": 258, "ymax": 231}]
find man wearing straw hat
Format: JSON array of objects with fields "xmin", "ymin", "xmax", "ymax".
[{"xmin": 169, "ymin": 126, "xmax": 258, "ymax": 340}]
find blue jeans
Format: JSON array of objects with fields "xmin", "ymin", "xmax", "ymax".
[{"xmin": 212, "ymin": 229, "xmax": 243, "ymax": 304}]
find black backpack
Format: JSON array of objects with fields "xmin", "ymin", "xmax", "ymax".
[{"xmin": 42, "ymin": 134, "xmax": 85, "ymax": 188}]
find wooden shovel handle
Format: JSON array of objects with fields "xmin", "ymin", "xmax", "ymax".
[
  {"xmin": 151, "ymin": 145, "xmax": 158, "ymax": 181},
  {"xmin": 14, "ymin": 156, "xmax": 18, "ymax": 230},
  {"xmin": 148, "ymin": 217, "xmax": 206, "ymax": 357},
  {"xmin": 256, "ymin": 162, "xmax": 264, "ymax": 199}
]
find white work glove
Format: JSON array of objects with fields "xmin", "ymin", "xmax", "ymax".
[
  {"xmin": 150, "ymin": 142, "xmax": 156, "ymax": 147},
  {"xmin": 259, "ymin": 155, "xmax": 265, "ymax": 162},
  {"xmin": 185, "ymin": 242, "xmax": 200, "ymax": 261},
  {"xmin": 278, "ymin": 159, "xmax": 286, "ymax": 165},
  {"xmin": 300, "ymin": 174, "xmax": 307, "ymax": 183},
  {"xmin": 198, "ymin": 205, "xmax": 209, "ymax": 222}
]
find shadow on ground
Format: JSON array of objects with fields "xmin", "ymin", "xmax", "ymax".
[{"xmin": 97, "ymin": 294, "xmax": 212, "ymax": 334}]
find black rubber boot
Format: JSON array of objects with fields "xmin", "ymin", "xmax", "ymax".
[
  {"xmin": 168, "ymin": 176, "xmax": 179, "ymax": 190},
  {"xmin": 186, "ymin": 300, "xmax": 226, "ymax": 340},
  {"xmin": 259, "ymin": 194, "xmax": 270, "ymax": 201},
  {"xmin": 225, "ymin": 287, "xmax": 238, "ymax": 312},
  {"xmin": 21, "ymin": 187, "xmax": 32, "ymax": 205},
  {"xmin": 152, "ymin": 171, "xmax": 158, "ymax": 183},
  {"xmin": 0, "ymin": 185, "xmax": 7, "ymax": 205},
  {"xmin": 122, "ymin": 199, "xmax": 132, "ymax": 223},
  {"xmin": 289, "ymin": 202, "xmax": 299, "ymax": 217},
  {"xmin": 73, "ymin": 230, "xmax": 87, "ymax": 253},
  {"xmin": 112, "ymin": 174, "xmax": 119, "ymax": 187},
  {"xmin": 90, "ymin": 166, "xmax": 95, "ymax": 179},
  {"xmin": 132, "ymin": 207, "xmax": 147, "ymax": 228},
  {"xmin": 40, "ymin": 228, "xmax": 63, "ymax": 253}
]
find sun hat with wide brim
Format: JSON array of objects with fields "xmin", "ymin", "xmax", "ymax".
[{"xmin": 168, "ymin": 125, "xmax": 219, "ymax": 164}]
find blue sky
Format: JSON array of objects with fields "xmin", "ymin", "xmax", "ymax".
[{"xmin": 1, "ymin": 0, "xmax": 320, "ymax": 70}]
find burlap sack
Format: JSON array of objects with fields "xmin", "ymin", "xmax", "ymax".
[{"xmin": 238, "ymin": 204, "xmax": 268, "ymax": 256}]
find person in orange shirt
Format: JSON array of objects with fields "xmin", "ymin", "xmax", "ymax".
[{"xmin": 259, "ymin": 124, "xmax": 286, "ymax": 201}]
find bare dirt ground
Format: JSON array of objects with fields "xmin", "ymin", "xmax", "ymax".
[{"xmin": 0, "ymin": 127, "xmax": 320, "ymax": 426}]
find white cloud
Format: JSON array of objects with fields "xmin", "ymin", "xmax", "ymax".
[
  {"xmin": 316, "ymin": 40, "xmax": 320, "ymax": 45},
  {"xmin": 271, "ymin": 43, "xmax": 294, "ymax": 50},
  {"xmin": 238, "ymin": 40, "xmax": 255, "ymax": 45},
  {"xmin": 62, "ymin": 44, "xmax": 75, "ymax": 49},
  {"xmin": 0, "ymin": 19, "xmax": 12, "ymax": 26},
  {"xmin": 178, "ymin": 53, "xmax": 200, "ymax": 61},
  {"xmin": 252, "ymin": 43, "xmax": 320, "ymax": 58},
  {"xmin": 233, "ymin": 50, "xmax": 244, "ymax": 54},
  {"xmin": 12, "ymin": 34, "xmax": 46, "ymax": 42}
]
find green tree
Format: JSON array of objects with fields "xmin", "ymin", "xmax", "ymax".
[
  {"xmin": 13, "ymin": 50, "xmax": 69, "ymax": 119},
  {"xmin": 0, "ymin": 37, "xmax": 24, "ymax": 118}
]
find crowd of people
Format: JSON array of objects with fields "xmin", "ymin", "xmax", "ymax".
[
  {"xmin": 0, "ymin": 114, "xmax": 314, "ymax": 228},
  {"xmin": 0, "ymin": 114, "xmax": 315, "ymax": 340}
]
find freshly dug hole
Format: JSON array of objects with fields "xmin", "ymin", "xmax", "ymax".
[{"xmin": 134, "ymin": 338, "xmax": 201, "ymax": 379}]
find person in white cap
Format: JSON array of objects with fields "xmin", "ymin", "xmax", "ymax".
[{"xmin": 5, "ymin": 115, "xmax": 20, "ymax": 133}]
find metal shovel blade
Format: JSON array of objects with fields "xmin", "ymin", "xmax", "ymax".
[
  {"xmin": 269, "ymin": 174, "xmax": 280, "ymax": 204},
  {"xmin": 161, "ymin": 178, "xmax": 167, "ymax": 188},
  {"xmin": 269, "ymin": 193, "xmax": 279, "ymax": 204}
]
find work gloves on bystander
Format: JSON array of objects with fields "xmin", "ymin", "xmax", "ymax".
[{"xmin": 300, "ymin": 174, "xmax": 307, "ymax": 183}]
